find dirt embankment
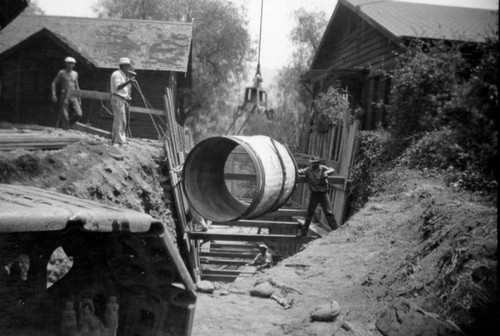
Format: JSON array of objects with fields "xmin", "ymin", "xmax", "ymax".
[
  {"xmin": 0, "ymin": 129, "xmax": 176, "ymax": 235},
  {"xmin": 192, "ymin": 170, "xmax": 497, "ymax": 336},
  {"xmin": 0, "ymin": 129, "xmax": 496, "ymax": 336}
]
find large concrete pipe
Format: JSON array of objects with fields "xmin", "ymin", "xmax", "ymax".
[{"xmin": 182, "ymin": 135, "xmax": 297, "ymax": 222}]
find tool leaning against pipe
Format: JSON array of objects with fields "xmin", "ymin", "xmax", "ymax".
[{"xmin": 110, "ymin": 57, "xmax": 137, "ymax": 147}]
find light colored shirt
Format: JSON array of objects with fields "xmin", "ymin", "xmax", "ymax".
[
  {"xmin": 110, "ymin": 69, "xmax": 131, "ymax": 100},
  {"xmin": 253, "ymin": 251, "xmax": 273, "ymax": 266}
]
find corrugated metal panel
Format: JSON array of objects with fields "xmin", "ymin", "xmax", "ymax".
[
  {"xmin": 0, "ymin": 184, "xmax": 154, "ymax": 232},
  {"xmin": 0, "ymin": 14, "xmax": 193, "ymax": 72}
]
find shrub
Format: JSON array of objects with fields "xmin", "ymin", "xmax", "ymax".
[
  {"xmin": 311, "ymin": 87, "xmax": 350, "ymax": 133},
  {"xmin": 347, "ymin": 128, "xmax": 392, "ymax": 216},
  {"xmin": 385, "ymin": 35, "xmax": 498, "ymax": 193}
]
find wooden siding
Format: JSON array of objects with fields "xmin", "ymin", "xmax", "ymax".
[
  {"xmin": 0, "ymin": 34, "xmax": 180, "ymax": 139},
  {"xmin": 309, "ymin": 6, "xmax": 400, "ymax": 130},
  {"xmin": 317, "ymin": 13, "xmax": 398, "ymax": 73}
]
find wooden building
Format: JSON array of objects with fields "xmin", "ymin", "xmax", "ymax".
[
  {"xmin": 303, "ymin": 0, "xmax": 497, "ymax": 130},
  {"xmin": 0, "ymin": 14, "xmax": 192, "ymax": 139}
]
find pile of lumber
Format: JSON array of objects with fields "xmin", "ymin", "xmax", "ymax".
[{"xmin": 0, "ymin": 125, "xmax": 82, "ymax": 151}]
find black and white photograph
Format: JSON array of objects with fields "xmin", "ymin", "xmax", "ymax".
[{"xmin": 0, "ymin": 0, "xmax": 497, "ymax": 335}]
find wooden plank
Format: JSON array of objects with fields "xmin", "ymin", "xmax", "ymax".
[
  {"xmin": 73, "ymin": 122, "xmax": 110, "ymax": 137},
  {"xmin": 200, "ymin": 251, "xmax": 255, "ymax": 259},
  {"xmin": 210, "ymin": 242, "xmax": 255, "ymax": 249},
  {"xmin": 296, "ymin": 175, "xmax": 345, "ymax": 186},
  {"xmin": 224, "ymin": 173, "xmax": 257, "ymax": 181},
  {"xmin": 129, "ymin": 106, "xmax": 164, "ymax": 116},
  {"xmin": 214, "ymin": 219, "xmax": 301, "ymax": 229},
  {"xmin": 200, "ymin": 274, "xmax": 238, "ymax": 282},
  {"xmin": 0, "ymin": 122, "xmax": 50, "ymax": 131},
  {"xmin": 201, "ymin": 269, "xmax": 255, "ymax": 276},
  {"xmin": 68, "ymin": 89, "xmax": 112, "ymax": 100},
  {"xmin": 309, "ymin": 223, "xmax": 330, "ymax": 237},
  {"xmin": 209, "ymin": 248, "xmax": 261, "ymax": 254},
  {"xmin": 258, "ymin": 208, "xmax": 307, "ymax": 219},
  {"xmin": 200, "ymin": 258, "xmax": 249, "ymax": 266},
  {"xmin": 188, "ymin": 232, "xmax": 299, "ymax": 243}
]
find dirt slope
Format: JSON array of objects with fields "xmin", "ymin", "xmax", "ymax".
[
  {"xmin": 192, "ymin": 170, "xmax": 497, "ymax": 336},
  {"xmin": 0, "ymin": 129, "xmax": 176, "ymax": 235},
  {"xmin": 0, "ymin": 128, "xmax": 496, "ymax": 336}
]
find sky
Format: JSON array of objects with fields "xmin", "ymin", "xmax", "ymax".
[{"xmin": 36, "ymin": 0, "xmax": 498, "ymax": 70}]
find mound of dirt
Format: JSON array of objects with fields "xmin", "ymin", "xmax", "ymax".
[
  {"xmin": 192, "ymin": 169, "xmax": 497, "ymax": 336},
  {"xmin": 0, "ymin": 129, "xmax": 176, "ymax": 236}
]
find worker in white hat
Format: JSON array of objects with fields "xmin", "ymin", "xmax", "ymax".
[
  {"xmin": 248, "ymin": 244, "xmax": 273, "ymax": 271},
  {"xmin": 110, "ymin": 57, "xmax": 136, "ymax": 146},
  {"xmin": 51, "ymin": 56, "xmax": 82, "ymax": 130}
]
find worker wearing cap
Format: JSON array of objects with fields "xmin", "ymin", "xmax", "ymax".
[
  {"xmin": 248, "ymin": 244, "xmax": 273, "ymax": 271},
  {"xmin": 110, "ymin": 57, "xmax": 136, "ymax": 146},
  {"xmin": 297, "ymin": 157, "xmax": 338, "ymax": 236},
  {"xmin": 51, "ymin": 56, "xmax": 82, "ymax": 130}
]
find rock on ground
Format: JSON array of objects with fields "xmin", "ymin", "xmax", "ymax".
[
  {"xmin": 310, "ymin": 300, "xmax": 341, "ymax": 322},
  {"xmin": 196, "ymin": 280, "xmax": 215, "ymax": 294}
]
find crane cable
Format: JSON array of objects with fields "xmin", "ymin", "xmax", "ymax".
[{"xmin": 256, "ymin": 0, "xmax": 264, "ymax": 79}]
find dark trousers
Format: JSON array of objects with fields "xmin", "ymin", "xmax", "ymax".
[
  {"xmin": 57, "ymin": 97, "xmax": 82, "ymax": 130},
  {"xmin": 304, "ymin": 191, "xmax": 338, "ymax": 232}
]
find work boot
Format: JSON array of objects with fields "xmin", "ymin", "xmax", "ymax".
[{"xmin": 296, "ymin": 225, "xmax": 309, "ymax": 237}]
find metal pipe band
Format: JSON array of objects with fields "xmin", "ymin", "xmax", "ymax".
[{"xmin": 182, "ymin": 135, "xmax": 297, "ymax": 222}]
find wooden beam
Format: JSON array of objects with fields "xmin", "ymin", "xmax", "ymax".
[
  {"xmin": 224, "ymin": 173, "xmax": 257, "ymax": 181},
  {"xmin": 68, "ymin": 89, "xmax": 112, "ymax": 100},
  {"xmin": 214, "ymin": 219, "xmax": 301, "ymax": 229},
  {"xmin": 200, "ymin": 274, "xmax": 238, "ymax": 282},
  {"xmin": 223, "ymin": 173, "xmax": 345, "ymax": 186},
  {"xmin": 129, "ymin": 106, "xmax": 164, "ymax": 116},
  {"xmin": 258, "ymin": 208, "xmax": 307, "ymax": 219},
  {"xmin": 200, "ymin": 251, "xmax": 255, "ymax": 259},
  {"xmin": 209, "ymin": 248, "xmax": 261, "ymax": 254},
  {"xmin": 200, "ymin": 258, "xmax": 249, "ymax": 266},
  {"xmin": 73, "ymin": 122, "xmax": 110, "ymax": 137},
  {"xmin": 201, "ymin": 269, "xmax": 255, "ymax": 276},
  {"xmin": 296, "ymin": 175, "xmax": 346, "ymax": 185},
  {"xmin": 188, "ymin": 232, "xmax": 299, "ymax": 243},
  {"xmin": 210, "ymin": 242, "xmax": 256, "ymax": 249}
]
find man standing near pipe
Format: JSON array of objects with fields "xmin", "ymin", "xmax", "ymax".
[
  {"xmin": 110, "ymin": 57, "xmax": 136, "ymax": 146},
  {"xmin": 297, "ymin": 157, "xmax": 338, "ymax": 237}
]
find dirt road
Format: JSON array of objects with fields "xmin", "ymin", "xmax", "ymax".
[{"xmin": 193, "ymin": 177, "xmax": 497, "ymax": 336}]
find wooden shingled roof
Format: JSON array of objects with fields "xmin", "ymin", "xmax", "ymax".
[
  {"xmin": 0, "ymin": 14, "xmax": 193, "ymax": 72},
  {"xmin": 310, "ymin": 0, "xmax": 497, "ymax": 70},
  {"xmin": 344, "ymin": 0, "xmax": 498, "ymax": 42}
]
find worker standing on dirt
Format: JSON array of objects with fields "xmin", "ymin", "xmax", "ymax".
[
  {"xmin": 51, "ymin": 56, "xmax": 82, "ymax": 130},
  {"xmin": 248, "ymin": 244, "xmax": 273, "ymax": 271},
  {"xmin": 110, "ymin": 57, "xmax": 136, "ymax": 146},
  {"xmin": 297, "ymin": 157, "xmax": 338, "ymax": 236}
]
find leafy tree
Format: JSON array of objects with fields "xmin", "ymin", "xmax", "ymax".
[
  {"xmin": 93, "ymin": 0, "xmax": 254, "ymax": 138},
  {"xmin": 269, "ymin": 8, "xmax": 327, "ymax": 148},
  {"xmin": 25, "ymin": 0, "xmax": 45, "ymax": 15}
]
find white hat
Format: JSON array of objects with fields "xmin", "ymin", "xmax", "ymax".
[
  {"xmin": 259, "ymin": 244, "xmax": 267, "ymax": 250},
  {"xmin": 119, "ymin": 57, "xmax": 131, "ymax": 65},
  {"xmin": 65, "ymin": 57, "xmax": 76, "ymax": 63}
]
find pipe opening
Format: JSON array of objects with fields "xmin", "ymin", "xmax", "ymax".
[{"xmin": 183, "ymin": 136, "xmax": 296, "ymax": 223}]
